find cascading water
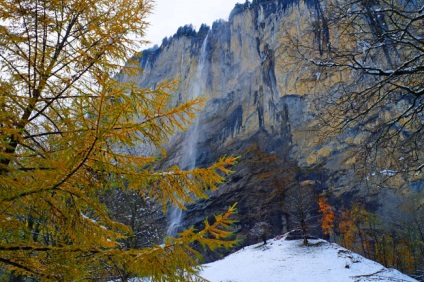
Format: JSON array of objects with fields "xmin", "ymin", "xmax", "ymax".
[
  {"xmin": 166, "ymin": 32, "xmax": 210, "ymax": 237},
  {"xmin": 166, "ymin": 207, "xmax": 183, "ymax": 237}
]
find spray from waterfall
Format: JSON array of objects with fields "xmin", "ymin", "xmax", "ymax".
[{"xmin": 166, "ymin": 32, "xmax": 210, "ymax": 237}]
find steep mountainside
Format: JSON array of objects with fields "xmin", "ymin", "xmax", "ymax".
[{"xmin": 131, "ymin": 0, "xmax": 424, "ymax": 268}]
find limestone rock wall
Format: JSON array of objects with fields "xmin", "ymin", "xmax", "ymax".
[
  {"xmin": 137, "ymin": 0, "xmax": 321, "ymax": 155},
  {"xmin": 132, "ymin": 0, "xmax": 423, "ymax": 256}
]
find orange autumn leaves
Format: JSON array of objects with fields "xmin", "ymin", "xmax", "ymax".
[{"xmin": 318, "ymin": 196, "xmax": 335, "ymax": 236}]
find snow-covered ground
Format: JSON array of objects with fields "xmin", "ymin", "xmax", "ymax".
[{"xmin": 200, "ymin": 235, "xmax": 418, "ymax": 282}]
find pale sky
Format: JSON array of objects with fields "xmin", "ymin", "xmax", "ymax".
[{"xmin": 144, "ymin": 0, "xmax": 242, "ymax": 47}]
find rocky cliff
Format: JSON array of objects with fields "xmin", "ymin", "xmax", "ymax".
[{"xmin": 132, "ymin": 0, "xmax": 423, "ymax": 260}]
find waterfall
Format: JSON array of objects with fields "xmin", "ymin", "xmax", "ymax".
[
  {"xmin": 166, "ymin": 33, "xmax": 210, "ymax": 237},
  {"xmin": 166, "ymin": 207, "xmax": 183, "ymax": 237}
]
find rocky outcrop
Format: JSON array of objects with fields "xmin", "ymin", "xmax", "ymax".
[{"xmin": 132, "ymin": 0, "xmax": 423, "ymax": 260}]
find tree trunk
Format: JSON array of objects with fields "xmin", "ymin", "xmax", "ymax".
[{"xmin": 301, "ymin": 219, "xmax": 308, "ymax": 246}]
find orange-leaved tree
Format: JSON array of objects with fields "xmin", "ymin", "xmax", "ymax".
[
  {"xmin": 318, "ymin": 196, "xmax": 335, "ymax": 239},
  {"xmin": 338, "ymin": 204, "xmax": 373, "ymax": 255},
  {"xmin": 0, "ymin": 0, "xmax": 237, "ymax": 280}
]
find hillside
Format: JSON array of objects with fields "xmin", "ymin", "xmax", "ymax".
[{"xmin": 200, "ymin": 234, "xmax": 418, "ymax": 282}]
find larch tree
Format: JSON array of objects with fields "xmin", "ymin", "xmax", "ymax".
[{"xmin": 0, "ymin": 0, "xmax": 238, "ymax": 280}]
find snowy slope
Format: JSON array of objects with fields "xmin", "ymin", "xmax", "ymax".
[{"xmin": 200, "ymin": 235, "xmax": 418, "ymax": 282}]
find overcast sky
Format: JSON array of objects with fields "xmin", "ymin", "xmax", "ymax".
[{"xmin": 144, "ymin": 0, "xmax": 241, "ymax": 47}]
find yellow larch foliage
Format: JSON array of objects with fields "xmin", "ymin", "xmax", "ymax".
[{"xmin": 0, "ymin": 0, "xmax": 237, "ymax": 280}]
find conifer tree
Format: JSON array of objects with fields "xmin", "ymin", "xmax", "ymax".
[{"xmin": 0, "ymin": 0, "xmax": 237, "ymax": 280}]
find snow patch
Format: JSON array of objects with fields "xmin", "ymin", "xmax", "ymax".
[
  {"xmin": 380, "ymin": 170, "xmax": 397, "ymax": 176},
  {"xmin": 200, "ymin": 236, "xmax": 417, "ymax": 282}
]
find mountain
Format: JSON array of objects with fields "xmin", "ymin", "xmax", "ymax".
[
  {"xmin": 128, "ymin": 0, "xmax": 424, "ymax": 276},
  {"xmin": 135, "ymin": 0, "xmax": 348, "ymax": 243},
  {"xmin": 200, "ymin": 234, "xmax": 418, "ymax": 282}
]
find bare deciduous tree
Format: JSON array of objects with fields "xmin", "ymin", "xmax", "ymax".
[
  {"xmin": 250, "ymin": 222, "xmax": 272, "ymax": 245},
  {"xmin": 284, "ymin": 183, "xmax": 317, "ymax": 245},
  {"xmin": 294, "ymin": 0, "xmax": 424, "ymax": 176}
]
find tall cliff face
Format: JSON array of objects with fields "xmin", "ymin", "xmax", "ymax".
[
  {"xmin": 133, "ymin": 0, "xmax": 422, "ymax": 255},
  {"xmin": 137, "ymin": 0, "xmax": 323, "ymax": 164}
]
